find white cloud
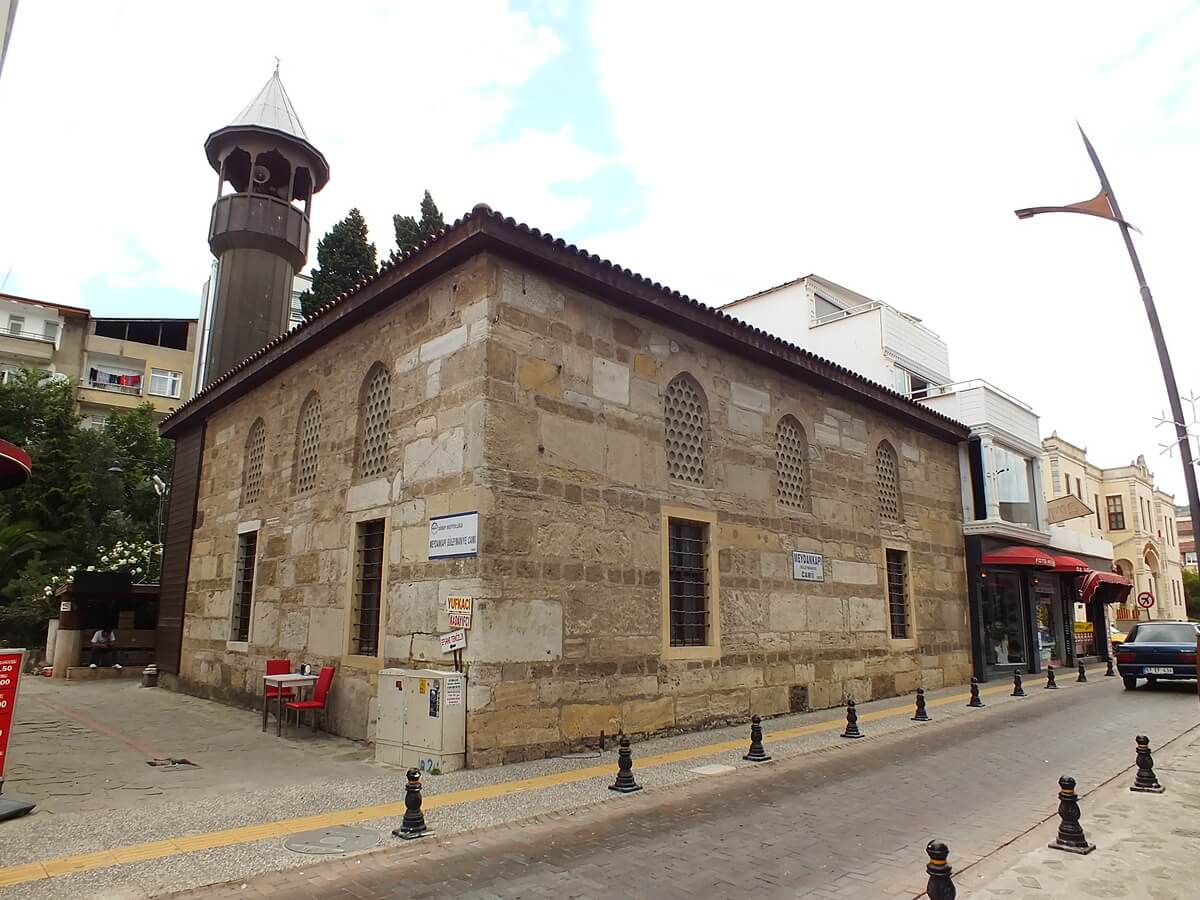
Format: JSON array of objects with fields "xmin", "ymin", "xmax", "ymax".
[{"xmin": 583, "ymin": 0, "xmax": 1200, "ymax": 500}]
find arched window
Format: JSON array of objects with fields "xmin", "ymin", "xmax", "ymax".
[
  {"xmin": 776, "ymin": 416, "xmax": 809, "ymax": 510},
  {"xmin": 665, "ymin": 374, "xmax": 707, "ymax": 485},
  {"xmin": 294, "ymin": 392, "xmax": 322, "ymax": 494},
  {"xmin": 876, "ymin": 440, "xmax": 902, "ymax": 523},
  {"xmin": 356, "ymin": 363, "xmax": 391, "ymax": 479},
  {"xmin": 241, "ymin": 418, "xmax": 267, "ymax": 507}
]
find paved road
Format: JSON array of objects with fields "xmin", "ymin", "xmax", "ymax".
[{"xmin": 178, "ymin": 680, "xmax": 1199, "ymax": 900}]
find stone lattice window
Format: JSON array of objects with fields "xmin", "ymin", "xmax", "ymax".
[
  {"xmin": 241, "ymin": 418, "xmax": 266, "ymax": 507},
  {"xmin": 665, "ymin": 374, "xmax": 707, "ymax": 485},
  {"xmin": 876, "ymin": 440, "xmax": 902, "ymax": 523},
  {"xmin": 776, "ymin": 416, "xmax": 809, "ymax": 510},
  {"xmin": 356, "ymin": 363, "xmax": 391, "ymax": 479},
  {"xmin": 294, "ymin": 392, "xmax": 322, "ymax": 494}
]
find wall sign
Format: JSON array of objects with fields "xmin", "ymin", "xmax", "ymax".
[
  {"xmin": 445, "ymin": 596, "xmax": 473, "ymax": 629},
  {"xmin": 445, "ymin": 675, "xmax": 464, "ymax": 707},
  {"xmin": 0, "ymin": 649, "xmax": 26, "ymax": 783},
  {"xmin": 428, "ymin": 512, "xmax": 479, "ymax": 559},
  {"xmin": 791, "ymin": 551, "xmax": 825, "ymax": 582},
  {"xmin": 439, "ymin": 629, "xmax": 468, "ymax": 653}
]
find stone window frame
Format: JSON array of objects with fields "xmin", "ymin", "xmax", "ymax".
[
  {"xmin": 355, "ymin": 362, "xmax": 392, "ymax": 481},
  {"xmin": 775, "ymin": 414, "xmax": 811, "ymax": 513},
  {"xmin": 875, "ymin": 439, "xmax": 903, "ymax": 524},
  {"xmin": 241, "ymin": 417, "xmax": 267, "ymax": 508},
  {"xmin": 342, "ymin": 505, "xmax": 391, "ymax": 672},
  {"xmin": 664, "ymin": 372, "xmax": 709, "ymax": 486},
  {"xmin": 881, "ymin": 537, "xmax": 918, "ymax": 651},
  {"xmin": 293, "ymin": 390, "xmax": 322, "ymax": 495},
  {"xmin": 227, "ymin": 519, "xmax": 261, "ymax": 652},
  {"xmin": 660, "ymin": 504, "xmax": 721, "ymax": 661}
]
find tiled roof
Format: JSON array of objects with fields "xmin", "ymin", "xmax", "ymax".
[{"xmin": 161, "ymin": 205, "xmax": 969, "ymax": 442}]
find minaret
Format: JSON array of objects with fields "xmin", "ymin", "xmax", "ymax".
[{"xmin": 200, "ymin": 65, "xmax": 329, "ymax": 386}]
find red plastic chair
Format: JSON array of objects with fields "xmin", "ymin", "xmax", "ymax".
[
  {"xmin": 286, "ymin": 666, "xmax": 335, "ymax": 732},
  {"xmin": 264, "ymin": 659, "xmax": 295, "ymax": 701}
]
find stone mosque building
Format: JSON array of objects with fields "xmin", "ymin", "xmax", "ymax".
[{"xmin": 156, "ymin": 71, "xmax": 973, "ymax": 765}]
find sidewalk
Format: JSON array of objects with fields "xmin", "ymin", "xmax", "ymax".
[{"xmin": 962, "ymin": 726, "xmax": 1200, "ymax": 898}]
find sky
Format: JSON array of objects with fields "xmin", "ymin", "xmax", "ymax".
[{"xmin": 3, "ymin": 1, "xmax": 1200, "ymax": 499}]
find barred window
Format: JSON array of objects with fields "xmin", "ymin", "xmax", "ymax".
[
  {"xmin": 356, "ymin": 363, "xmax": 391, "ymax": 479},
  {"xmin": 665, "ymin": 374, "xmax": 706, "ymax": 485},
  {"xmin": 351, "ymin": 519, "xmax": 385, "ymax": 657},
  {"xmin": 886, "ymin": 548, "xmax": 910, "ymax": 639},
  {"xmin": 230, "ymin": 529, "xmax": 258, "ymax": 642},
  {"xmin": 876, "ymin": 440, "xmax": 902, "ymax": 523},
  {"xmin": 241, "ymin": 418, "xmax": 266, "ymax": 507},
  {"xmin": 668, "ymin": 518, "xmax": 710, "ymax": 647},
  {"xmin": 776, "ymin": 416, "xmax": 809, "ymax": 510},
  {"xmin": 294, "ymin": 392, "xmax": 322, "ymax": 494}
]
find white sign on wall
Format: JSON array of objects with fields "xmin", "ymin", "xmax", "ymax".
[
  {"xmin": 439, "ymin": 629, "xmax": 468, "ymax": 653},
  {"xmin": 791, "ymin": 551, "xmax": 825, "ymax": 582},
  {"xmin": 428, "ymin": 512, "xmax": 479, "ymax": 559}
]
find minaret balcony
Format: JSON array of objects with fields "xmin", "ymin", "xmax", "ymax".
[{"xmin": 209, "ymin": 193, "xmax": 309, "ymax": 270}]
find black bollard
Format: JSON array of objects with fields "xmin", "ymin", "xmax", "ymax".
[
  {"xmin": 925, "ymin": 839, "xmax": 956, "ymax": 900},
  {"xmin": 1077, "ymin": 662, "xmax": 1087, "ymax": 683},
  {"xmin": 392, "ymin": 768, "xmax": 431, "ymax": 840},
  {"xmin": 1130, "ymin": 735, "xmax": 1165, "ymax": 794},
  {"xmin": 1105, "ymin": 658, "xmax": 1116, "ymax": 677},
  {"xmin": 609, "ymin": 733, "xmax": 643, "ymax": 793},
  {"xmin": 841, "ymin": 698, "xmax": 864, "ymax": 739},
  {"xmin": 743, "ymin": 714, "xmax": 772, "ymax": 762},
  {"xmin": 911, "ymin": 688, "xmax": 931, "ymax": 722},
  {"xmin": 967, "ymin": 676, "xmax": 985, "ymax": 708},
  {"xmin": 1045, "ymin": 665, "xmax": 1058, "ymax": 689},
  {"xmin": 1012, "ymin": 670, "xmax": 1026, "ymax": 697},
  {"xmin": 1048, "ymin": 776, "xmax": 1096, "ymax": 854}
]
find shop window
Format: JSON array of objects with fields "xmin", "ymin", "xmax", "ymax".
[
  {"xmin": 775, "ymin": 416, "xmax": 809, "ymax": 510},
  {"xmin": 230, "ymin": 529, "xmax": 258, "ymax": 643},
  {"xmin": 294, "ymin": 392, "xmax": 322, "ymax": 495},
  {"xmin": 667, "ymin": 517, "xmax": 711, "ymax": 647},
  {"xmin": 885, "ymin": 549, "xmax": 911, "ymax": 639},
  {"xmin": 356, "ymin": 363, "xmax": 391, "ymax": 479},
  {"xmin": 982, "ymin": 571, "xmax": 1027, "ymax": 666},
  {"xmin": 664, "ymin": 374, "xmax": 707, "ymax": 485},
  {"xmin": 876, "ymin": 441, "xmax": 902, "ymax": 523},
  {"xmin": 1106, "ymin": 495, "xmax": 1125, "ymax": 531},
  {"xmin": 241, "ymin": 418, "xmax": 267, "ymax": 507},
  {"xmin": 351, "ymin": 519, "xmax": 385, "ymax": 657}
]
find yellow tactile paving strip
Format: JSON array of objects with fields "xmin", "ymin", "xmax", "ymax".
[{"xmin": 0, "ymin": 678, "xmax": 1044, "ymax": 888}]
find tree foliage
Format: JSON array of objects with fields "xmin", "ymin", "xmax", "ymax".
[
  {"xmin": 1182, "ymin": 568, "xmax": 1200, "ymax": 621},
  {"xmin": 298, "ymin": 208, "xmax": 379, "ymax": 318},
  {"xmin": 393, "ymin": 190, "xmax": 445, "ymax": 255}
]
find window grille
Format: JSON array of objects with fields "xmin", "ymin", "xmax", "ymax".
[
  {"xmin": 776, "ymin": 416, "xmax": 809, "ymax": 509},
  {"xmin": 876, "ymin": 441, "xmax": 901, "ymax": 522},
  {"xmin": 886, "ymin": 548, "xmax": 910, "ymax": 639},
  {"xmin": 352, "ymin": 519, "xmax": 385, "ymax": 656},
  {"xmin": 242, "ymin": 419, "xmax": 266, "ymax": 506},
  {"xmin": 294, "ymin": 392, "xmax": 322, "ymax": 494},
  {"xmin": 230, "ymin": 530, "xmax": 258, "ymax": 642},
  {"xmin": 665, "ymin": 375, "xmax": 706, "ymax": 485},
  {"xmin": 668, "ymin": 519, "xmax": 709, "ymax": 647},
  {"xmin": 357, "ymin": 364, "xmax": 391, "ymax": 479}
]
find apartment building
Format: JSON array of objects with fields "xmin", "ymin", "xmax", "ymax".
[{"xmin": 1176, "ymin": 505, "xmax": 1195, "ymax": 571}]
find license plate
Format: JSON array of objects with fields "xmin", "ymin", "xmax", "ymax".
[{"xmin": 1144, "ymin": 667, "xmax": 1174, "ymax": 675}]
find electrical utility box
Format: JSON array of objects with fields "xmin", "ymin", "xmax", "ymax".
[{"xmin": 376, "ymin": 668, "xmax": 467, "ymax": 772}]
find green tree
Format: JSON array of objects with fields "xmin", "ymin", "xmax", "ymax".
[
  {"xmin": 298, "ymin": 208, "xmax": 379, "ymax": 318},
  {"xmin": 1183, "ymin": 568, "xmax": 1200, "ymax": 621},
  {"xmin": 393, "ymin": 190, "xmax": 445, "ymax": 255}
]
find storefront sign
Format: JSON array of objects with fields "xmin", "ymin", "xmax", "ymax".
[
  {"xmin": 439, "ymin": 629, "xmax": 468, "ymax": 653},
  {"xmin": 428, "ymin": 512, "xmax": 479, "ymax": 559},
  {"xmin": 791, "ymin": 551, "xmax": 825, "ymax": 582},
  {"xmin": 445, "ymin": 596, "xmax": 473, "ymax": 629},
  {"xmin": 0, "ymin": 649, "xmax": 26, "ymax": 782},
  {"xmin": 1137, "ymin": 591, "xmax": 1155, "ymax": 609},
  {"xmin": 445, "ymin": 675, "xmax": 464, "ymax": 707}
]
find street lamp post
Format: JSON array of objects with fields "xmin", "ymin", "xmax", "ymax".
[{"xmin": 1015, "ymin": 126, "xmax": 1200, "ymax": 609}]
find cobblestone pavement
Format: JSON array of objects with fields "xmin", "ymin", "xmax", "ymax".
[{"xmin": 170, "ymin": 680, "xmax": 1200, "ymax": 900}]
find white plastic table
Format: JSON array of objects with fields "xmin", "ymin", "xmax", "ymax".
[{"xmin": 262, "ymin": 673, "xmax": 317, "ymax": 736}]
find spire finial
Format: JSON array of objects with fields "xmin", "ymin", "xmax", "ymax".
[{"xmin": 274, "ymin": 56, "xmax": 281, "ymax": 75}]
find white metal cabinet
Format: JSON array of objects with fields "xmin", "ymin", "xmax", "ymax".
[{"xmin": 375, "ymin": 668, "xmax": 467, "ymax": 772}]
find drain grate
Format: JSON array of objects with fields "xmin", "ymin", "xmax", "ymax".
[
  {"xmin": 145, "ymin": 758, "xmax": 197, "ymax": 768},
  {"xmin": 284, "ymin": 825, "xmax": 382, "ymax": 855}
]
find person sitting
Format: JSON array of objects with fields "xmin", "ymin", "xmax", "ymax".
[{"xmin": 88, "ymin": 627, "xmax": 121, "ymax": 669}]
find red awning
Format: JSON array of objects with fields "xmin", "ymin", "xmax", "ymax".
[
  {"xmin": 1053, "ymin": 555, "xmax": 1091, "ymax": 574},
  {"xmin": 981, "ymin": 546, "xmax": 1056, "ymax": 568},
  {"xmin": 0, "ymin": 439, "xmax": 31, "ymax": 491},
  {"xmin": 1078, "ymin": 570, "xmax": 1133, "ymax": 605}
]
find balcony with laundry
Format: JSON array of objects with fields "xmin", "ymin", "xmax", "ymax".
[{"xmin": 79, "ymin": 353, "xmax": 147, "ymax": 410}]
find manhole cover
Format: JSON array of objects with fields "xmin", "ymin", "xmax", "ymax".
[{"xmin": 284, "ymin": 826, "xmax": 382, "ymax": 856}]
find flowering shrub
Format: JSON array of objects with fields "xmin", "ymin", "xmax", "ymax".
[{"xmin": 41, "ymin": 539, "xmax": 162, "ymax": 599}]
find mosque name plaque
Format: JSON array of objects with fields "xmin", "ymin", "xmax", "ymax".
[
  {"xmin": 428, "ymin": 512, "xmax": 479, "ymax": 560},
  {"xmin": 791, "ymin": 551, "xmax": 825, "ymax": 583}
]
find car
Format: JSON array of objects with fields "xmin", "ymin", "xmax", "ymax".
[{"xmin": 1116, "ymin": 620, "xmax": 1199, "ymax": 690}]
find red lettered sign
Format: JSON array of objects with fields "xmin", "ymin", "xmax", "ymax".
[{"xmin": 0, "ymin": 650, "xmax": 25, "ymax": 781}]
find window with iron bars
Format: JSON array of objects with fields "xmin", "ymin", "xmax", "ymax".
[
  {"xmin": 885, "ymin": 548, "xmax": 910, "ymax": 640},
  {"xmin": 668, "ymin": 518, "xmax": 710, "ymax": 647},
  {"xmin": 230, "ymin": 530, "xmax": 258, "ymax": 642},
  {"xmin": 351, "ymin": 519, "xmax": 385, "ymax": 656}
]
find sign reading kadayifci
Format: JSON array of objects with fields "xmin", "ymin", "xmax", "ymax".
[{"xmin": 428, "ymin": 512, "xmax": 479, "ymax": 559}]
